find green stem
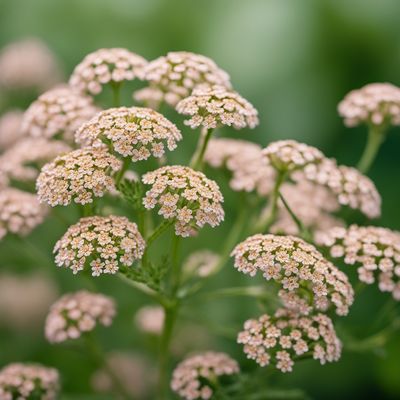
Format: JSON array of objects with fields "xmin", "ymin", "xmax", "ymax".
[
  {"xmin": 83, "ymin": 333, "xmax": 132, "ymax": 400},
  {"xmin": 357, "ymin": 125, "xmax": 386, "ymax": 174},
  {"xmin": 253, "ymin": 171, "xmax": 286, "ymax": 233},
  {"xmin": 82, "ymin": 202, "xmax": 95, "ymax": 217},
  {"xmin": 278, "ymin": 192, "xmax": 312, "ymax": 241},
  {"xmin": 111, "ymin": 81, "xmax": 122, "ymax": 107},
  {"xmin": 170, "ymin": 234, "xmax": 182, "ymax": 294},
  {"xmin": 190, "ymin": 128, "xmax": 214, "ymax": 170},
  {"xmin": 115, "ymin": 158, "xmax": 131, "ymax": 186},
  {"xmin": 117, "ymin": 272, "xmax": 168, "ymax": 306},
  {"xmin": 157, "ymin": 305, "xmax": 178, "ymax": 399},
  {"xmin": 146, "ymin": 220, "xmax": 174, "ymax": 246}
]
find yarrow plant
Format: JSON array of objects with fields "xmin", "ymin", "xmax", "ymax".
[
  {"xmin": 45, "ymin": 290, "xmax": 116, "ymax": 343},
  {"xmin": 1, "ymin": 44, "xmax": 399, "ymax": 400}
]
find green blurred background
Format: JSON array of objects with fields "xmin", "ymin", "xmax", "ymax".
[{"xmin": 1, "ymin": 0, "xmax": 400, "ymax": 399}]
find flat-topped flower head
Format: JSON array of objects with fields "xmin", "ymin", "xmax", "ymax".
[
  {"xmin": 0, "ymin": 138, "xmax": 71, "ymax": 182},
  {"xmin": 238, "ymin": 308, "xmax": 341, "ymax": 372},
  {"xmin": 22, "ymin": 86, "xmax": 99, "ymax": 142},
  {"xmin": 0, "ymin": 363, "xmax": 60, "ymax": 400},
  {"xmin": 134, "ymin": 51, "xmax": 231, "ymax": 108},
  {"xmin": 45, "ymin": 290, "xmax": 115, "ymax": 343},
  {"xmin": 69, "ymin": 48, "xmax": 147, "ymax": 95},
  {"xmin": 54, "ymin": 215, "xmax": 145, "ymax": 276},
  {"xmin": 75, "ymin": 107, "xmax": 182, "ymax": 161},
  {"xmin": 183, "ymin": 250, "xmax": 220, "ymax": 278},
  {"xmin": 317, "ymin": 225, "xmax": 400, "ymax": 300},
  {"xmin": 231, "ymin": 234, "xmax": 354, "ymax": 315},
  {"xmin": 135, "ymin": 305, "xmax": 164, "ymax": 335},
  {"xmin": 171, "ymin": 352, "xmax": 239, "ymax": 400},
  {"xmin": 142, "ymin": 166, "xmax": 224, "ymax": 237},
  {"xmin": 204, "ymin": 138, "xmax": 275, "ymax": 196},
  {"xmin": 176, "ymin": 85, "xmax": 259, "ymax": 130},
  {"xmin": 338, "ymin": 83, "xmax": 400, "ymax": 127},
  {"xmin": 0, "ymin": 109, "xmax": 24, "ymax": 150},
  {"xmin": 263, "ymin": 140, "xmax": 325, "ymax": 173},
  {"xmin": 271, "ymin": 180, "xmax": 344, "ymax": 237},
  {"xmin": 0, "ymin": 188, "xmax": 48, "ymax": 240},
  {"xmin": 0, "ymin": 38, "xmax": 61, "ymax": 91},
  {"xmin": 297, "ymin": 160, "xmax": 381, "ymax": 219},
  {"xmin": 37, "ymin": 148, "xmax": 122, "ymax": 206}
]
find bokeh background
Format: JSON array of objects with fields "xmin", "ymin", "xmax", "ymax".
[{"xmin": 1, "ymin": 0, "xmax": 400, "ymax": 399}]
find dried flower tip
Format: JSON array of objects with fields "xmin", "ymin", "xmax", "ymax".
[
  {"xmin": 0, "ymin": 138, "xmax": 71, "ymax": 182},
  {"xmin": 37, "ymin": 148, "xmax": 122, "ymax": 206},
  {"xmin": 91, "ymin": 352, "xmax": 150, "ymax": 398},
  {"xmin": 232, "ymin": 234, "xmax": 354, "ymax": 316},
  {"xmin": 134, "ymin": 51, "xmax": 231, "ymax": 108},
  {"xmin": 22, "ymin": 86, "xmax": 99, "ymax": 142},
  {"xmin": 142, "ymin": 166, "xmax": 224, "ymax": 237},
  {"xmin": 262, "ymin": 140, "xmax": 325, "ymax": 172},
  {"xmin": 270, "ymin": 180, "xmax": 344, "ymax": 238},
  {"xmin": 0, "ymin": 273, "xmax": 58, "ymax": 331},
  {"xmin": 183, "ymin": 250, "xmax": 220, "ymax": 278},
  {"xmin": 296, "ymin": 159, "xmax": 381, "ymax": 219},
  {"xmin": 0, "ymin": 38, "xmax": 61, "ymax": 90},
  {"xmin": 317, "ymin": 225, "xmax": 400, "ymax": 300},
  {"xmin": 238, "ymin": 308, "xmax": 341, "ymax": 372},
  {"xmin": 338, "ymin": 83, "xmax": 400, "ymax": 127},
  {"xmin": 0, "ymin": 109, "xmax": 24, "ymax": 150},
  {"xmin": 75, "ymin": 106, "xmax": 182, "ymax": 162},
  {"xmin": 54, "ymin": 215, "xmax": 145, "ymax": 276},
  {"xmin": 171, "ymin": 352, "xmax": 239, "ymax": 400},
  {"xmin": 176, "ymin": 84, "xmax": 259, "ymax": 130},
  {"xmin": 0, "ymin": 188, "xmax": 48, "ymax": 240},
  {"xmin": 135, "ymin": 305, "xmax": 164, "ymax": 335},
  {"xmin": 69, "ymin": 48, "xmax": 147, "ymax": 95},
  {"xmin": 0, "ymin": 362, "xmax": 59, "ymax": 400},
  {"xmin": 204, "ymin": 138, "xmax": 275, "ymax": 196},
  {"xmin": 45, "ymin": 290, "xmax": 115, "ymax": 343}
]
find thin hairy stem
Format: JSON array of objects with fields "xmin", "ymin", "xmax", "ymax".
[
  {"xmin": 357, "ymin": 124, "xmax": 386, "ymax": 174},
  {"xmin": 115, "ymin": 158, "xmax": 131, "ymax": 186},
  {"xmin": 190, "ymin": 127, "xmax": 214, "ymax": 170},
  {"xmin": 278, "ymin": 192, "xmax": 312, "ymax": 241},
  {"xmin": 157, "ymin": 233, "xmax": 182, "ymax": 399},
  {"xmin": 253, "ymin": 170, "xmax": 287, "ymax": 233},
  {"xmin": 110, "ymin": 81, "xmax": 122, "ymax": 107}
]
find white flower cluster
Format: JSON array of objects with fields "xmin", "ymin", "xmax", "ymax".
[
  {"xmin": 134, "ymin": 51, "xmax": 231, "ymax": 107},
  {"xmin": 231, "ymin": 234, "xmax": 354, "ymax": 315},
  {"xmin": 76, "ymin": 107, "xmax": 182, "ymax": 161},
  {"xmin": 338, "ymin": 83, "xmax": 400, "ymax": 127},
  {"xmin": 0, "ymin": 188, "xmax": 48, "ymax": 240},
  {"xmin": 37, "ymin": 147, "xmax": 122, "ymax": 206},
  {"xmin": 45, "ymin": 290, "xmax": 116, "ymax": 343},
  {"xmin": 0, "ymin": 138, "xmax": 71, "ymax": 182},
  {"xmin": 317, "ymin": 225, "xmax": 400, "ymax": 300},
  {"xmin": 69, "ymin": 48, "xmax": 147, "ymax": 95},
  {"xmin": 22, "ymin": 86, "xmax": 99, "ymax": 142},
  {"xmin": 204, "ymin": 138, "xmax": 275, "ymax": 196},
  {"xmin": 176, "ymin": 85, "xmax": 259, "ymax": 130},
  {"xmin": 171, "ymin": 352, "xmax": 239, "ymax": 400},
  {"xmin": 238, "ymin": 308, "xmax": 341, "ymax": 372},
  {"xmin": 0, "ymin": 363, "xmax": 60, "ymax": 400},
  {"xmin": 54, "ymin": 215, "xmax": 145, "ymax": 276},
  {"xmin": 135, "ymin": 305, "xmax": 164, "ymax": 335},
  {"xmin": 0, "ymin": 109, "xmax": 24, "ymax": 150},
  {"xmin": 142, "ymin": 166, "xmax": 224, "ymax": 237},
  {"xmin": 0, "ymin": 38, "xmax": 61, "ymax": 91}
]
